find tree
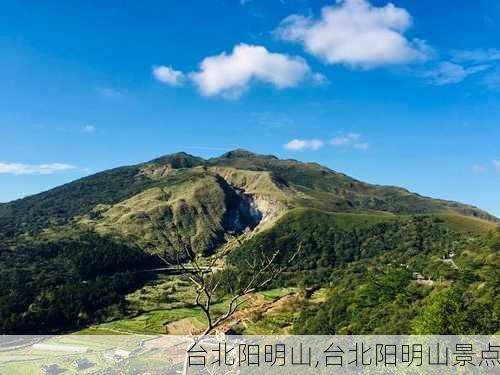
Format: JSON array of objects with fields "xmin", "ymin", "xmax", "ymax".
[
  {"xmin": 411, "ymin": 287, "xmax": 465, "ymax": 334},
  {"xmin": 158, "ymin": 227, "xmax": 301, "ymax": 374}
]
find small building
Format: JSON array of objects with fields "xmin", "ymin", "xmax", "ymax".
[
  {"xmin": 40, "ymin": 364, "xmax": 62, "ymax": 375},
  {"xmin": 412, "ymin": 272, "xmax": 424, "ymax": 280},
  {"xmin": 72, "ymin": 358, "xmax": 93, "ymax": 369},
  {"xmin": 103, "ymin": 349, "xmax": 131, "ymax": 363},
  {"xmin": 114, "ymin": 348, "xmax": 131, "ymax": 358},
  {"xmin": 417, "ymin": 278, "xmax": 435, "ymax": 286},
  {"xmin": 103, "ymin": 352, "xmax": 122, "ymax": 363}
]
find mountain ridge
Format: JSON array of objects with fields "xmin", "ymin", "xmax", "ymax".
[
  {"xmin": 0, "ymin": 149, "xmax": 497, "ymax": 251},
  {"xmin": 157, "ymin": 149, "xmax": 498, "ymax": 219}
]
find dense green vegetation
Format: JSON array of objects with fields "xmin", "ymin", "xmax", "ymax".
[
  {"xmin": 304, "ymin": 231, "xmax": 499, "ymax": 334},
  {"xmin": 0, "ymin": 165, "xmax": 150, "ymax": 243},
  {"xmin": 0, "ymin": 150, "xmax": 498, "ymax": 334},
  {"xmin": 226, "ymin": 210, "xmax": 499, "ymax": 334},
  {"xmin": 228, "ymin": 210, "xmax": 459, "ymax": 283},
  {"xmin": 0, "ymin": 233, "xmax": 157, "ymax": 334}
]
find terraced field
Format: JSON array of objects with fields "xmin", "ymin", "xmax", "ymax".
[{"xmin": 78, "ymin": 274, "xmax": 300, "ymax": 335}]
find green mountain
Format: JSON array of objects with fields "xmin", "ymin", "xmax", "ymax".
[
  {"xmin": 0, "ymin": 149, "xmax": 496, "ymax": 248},
  {"xmin": 0, "ymin": 150, "xmax": 498, "ymax": 334}
]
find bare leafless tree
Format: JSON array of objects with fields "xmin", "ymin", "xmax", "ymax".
[{"xmin": 157, "ymin": 226, "xmax": 301, "ymax": 375}]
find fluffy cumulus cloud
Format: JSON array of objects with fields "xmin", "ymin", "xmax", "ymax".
[
  {"xmin": 284, "ymin": 139, "xmax": 324, "ymax": 151},
  {"xmin": 418, "ymin": 62, "xmax": 490, "ymax": 86},
  {"xmin": 0, "ymin": 162, "xmax": 77, "ymax": 175},
  {"xmin": 275, "ymin": 0, "xmax": 430, "ymax": 68},
  {"xmin": 190, "ymin": 44, "xmax": 319, "ymax": 98},
  {"xmin": 330, "ymin": 133, "xmax": 369, "ymax": 149},
  {"xmin": 285, "ymin": 133, "xmax": 369, "ymax": 151},
  {"xmin": 152, "ymin": 65, "xmax": 185, "ymax": 86}
]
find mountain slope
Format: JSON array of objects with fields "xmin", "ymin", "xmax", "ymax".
[
  {"xmin": 79, "ymin": 169, "xmax": 261, "ymax": 256},
  {"xmin": 0, "ymin": 149, "xmax": 497, "ymax": 250},
  {"xmin": 0, "ymin": 149, "xmax": 498, "ymax": 334},
  {"xmin": 208, "ymin": 150, "xmax": 497, "ymax": 221}
]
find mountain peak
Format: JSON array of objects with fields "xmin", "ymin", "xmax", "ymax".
[
  {"xmin": 150, "ymin": 152, "xmax": 205, "ymax": 168},
  {"xmin": 220, "ymin": 149, "xmax": 259, "ymax": 159},
  {"xmin": 219, "ymin": 149, "xmax": 278, "ymax": 160}
]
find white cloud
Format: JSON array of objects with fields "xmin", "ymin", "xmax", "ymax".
[
  {"xmin": 284, "ymin": 139, "xmax": 324, "ymax": 151},
  {"xmin": 190, "ymin": 44, "xmax": 316, "ymax": 98},
  {"xmin": 330, "ymin": 133, "xmax": 360, "ymax": 146},
  {"xmin": 330, "ymin": 133, "xmax": 368, "ymax": 149},
  {"xmin": 285, "ymin": 133, "xmax": 368, "ymax": 151},
  {"xmin": 493, "ymin": 160, "xmax": 500, "ymax": 172},
  {"xmin": 152, "ymin": 65, "xmax": 185, "ymax": 86},
  {"xmin": 418, "ymin": 62, "xmax": 490, "ymax": 86},
  {"xmin": 82, "ymin": 125, "xmax": 96, "ymax": 133},
  {"xmin": 450, "ymin": 49, "xmax": 500, "ymax": 63},
  {"xmin": 275, "ymin": 0, "xmax": 431, "ymax": 68},
  {"xmin": 448, "ymin": 50, "xmax": 500, "ymax": 91},
  {"xmin": 312, "ymin": 72, "xmax": 329, "ymax": 85},
  {"xmin": 0, "ymin": 163, "xmax": 78, "ymax": 175}
]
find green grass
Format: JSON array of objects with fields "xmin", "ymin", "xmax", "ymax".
[
  {"xmin": 264, "ymin": 207, "xmax": 399, "ymax": 233},
  {"xmin": 435, "ymin": 213, "xmax": 497, "ymax": 234},
  {"xmin": 79, "ymin": 274, "xmax": 249, "ymax": 335},
  {"xmin": 74, "ymin": 327, "xmax": 129, "ymax": 335},
  {"xmin": 243, "ymin": 310, "xmax": 297, "ymax": 335},
  {"xmin": 75, "ymin": 277, "xmax": 297, "ymax": 335},
  {"xmin": 259, "ymin": 287, "xmax": 297, "ymax": 301},
  {"xmin": 328, "ymin": 211, "xmax": 398, "ymax": 230}
]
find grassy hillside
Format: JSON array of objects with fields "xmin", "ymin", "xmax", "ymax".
[
  {"xmin": 0, "ymin": 149, "xmax": 497, "ymax": 334},
  {"xmin": 434, "ymin": 212, "xmax": 498, "ymax": 234},
  {"xmin": 0, "ymin": 165, "xmax": 149, "ymax": 243},
  {"xmin": 209, "ymin": 150, "xmax": 498, "ymax": 221},
  {"xmin": 79, "ymin": 170, "xmax": 261, "ymax": 256},
  {"xmin": 1, "ymin": 149, "xmax": 496, "ymax": 248}
]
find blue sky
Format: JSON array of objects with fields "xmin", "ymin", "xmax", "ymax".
[{"xmin": 0, "ymin": 0, "xmax": 499, "ymax": 217}]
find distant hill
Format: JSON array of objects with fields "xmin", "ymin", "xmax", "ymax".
[
  {"xmin": 1, "ymin": 150, "xmax": 498, "ymax": 334},
  {"xmin": 0, "ymin": 149, "xmax": 497, "ymax": 252}
]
